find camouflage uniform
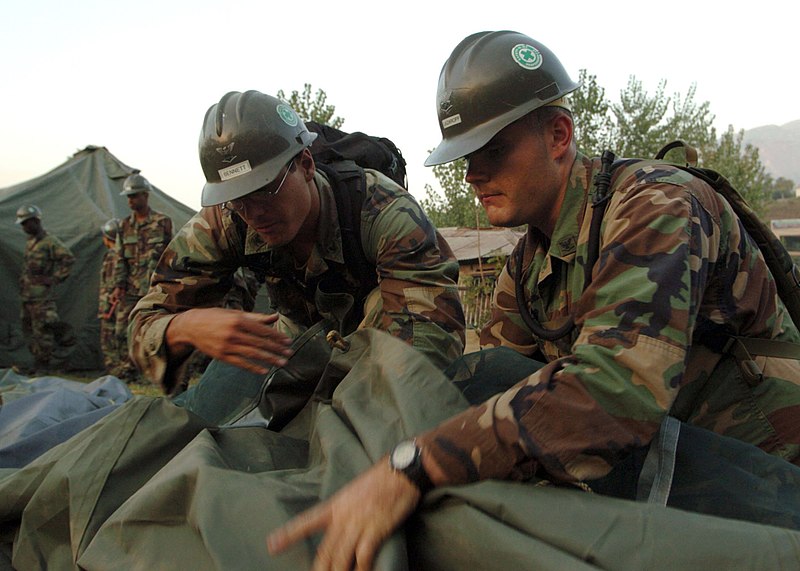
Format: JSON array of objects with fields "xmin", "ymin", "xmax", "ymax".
[
  {"xmin": 129, "ymin": 169, "xmax": 466, "ymax": 392},
  {"xmin": 19, "ymin": 232, "xmax": 75, "ymax": 368},
  {"xmin": 417, "ymin": 153, "xmax": 800, "ymax": 487},
  {"xmin": 98, "ymin": 248, "xmax": 126, "ymax": 375},
  {"xmin": 113, "ymin": 210, "xmax": 173, "ymax": 379}
]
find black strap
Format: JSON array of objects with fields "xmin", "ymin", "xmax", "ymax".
[{"xmin": 315, "ymin": 161, "xmax": 378, "ymax": 308}]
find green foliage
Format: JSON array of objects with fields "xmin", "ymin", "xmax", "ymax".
[
  {"xmin": 420, "ymin": 158, "xmax": 490, "ymax": 228},
  {"xmin": 572, "ymin": 70, "xmax": 614, "ymax": 156},
  {"xmin": 463, "ymin": 254, "xmax": 506, "ymax": 328},
  {"xmin": 607, "ymin": 77, "xmax": 716, "ymax": 158},
  {"xmin": 700, "ymin": 126, "xmax": 774, "ymax": 215},
  {"xmin": 276, "ymin": 84, "xmax": 344, "ymax": 129},
  {"xmin": 570, "ymin": 74, "xmax": 784, "ymax": 217},
  {"xmin": 771, "ymin": 177, "xmax": 796, "ymax": 200}
]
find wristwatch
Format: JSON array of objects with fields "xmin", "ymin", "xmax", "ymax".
[{"xmin": 389, "ymin": 439, "xmax": 434, "ymax": 495}]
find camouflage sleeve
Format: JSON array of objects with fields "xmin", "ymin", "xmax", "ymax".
[
  {"xmin": 113, "ymin": 226, "xmax": 128, "ymax": 291},
  {"xmin": 52, "ymin": 238, "xmax": 75, "ymax": 283},
  {"xmin": 20, "ymin": 237, "xmax": 73, "ymax": 298},
  {"xmin": 360, "ymin": 173, "xmax": 465, "ymax": 370},
  {"xmin": 98, "ymin": 251, "xmax": 117, "ymax": 317},
  {"xmin": 128, "ymin": 207, "xmax": 242, "ymax": 389},
  {"xmin": 416, "ymin": 177, "xmax": 733, "ymax": 485}
]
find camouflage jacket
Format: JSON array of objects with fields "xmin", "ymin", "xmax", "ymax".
[
  {"xmin": 418, "ymin": 152, "xmax": 800, "ymax": 486},
  {"xmin": 98, "ymin": 249, "xmax": 118, "ymax": 318},
  {"xmin": 129, "ymin": 169, "xmax": 466, "ymax": 389},
  {"xmin": 19, "ymin": 232, "xmax": 75, "ymax": 302},
  {"xmin": 113, "ymin": 210, "xmax": 173, "ymax": 297}
]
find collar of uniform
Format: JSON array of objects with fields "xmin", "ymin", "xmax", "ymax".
[
  {"xmin": 242, "ymin": 170, "xmax": 346, "ymax": 269},
  {"xmin": 129, "ymin": 208, "xmax": 154, "ymax": 227},
  {"xmin": 546, "ymin": 152, "xmax": 593, "ymax": 262},
  {"xmin": 28, "ymin": 230, "xmax": 47, "ymax": 245}
]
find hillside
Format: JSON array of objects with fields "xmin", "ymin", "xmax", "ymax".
[{"xmin": 743, "ymin": 120, "xmax": 800, "ymax": 184}]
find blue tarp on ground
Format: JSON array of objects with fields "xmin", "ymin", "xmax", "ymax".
[{"xmin": 0, "ymin": 368, "xmax": 131, "ymax": 468}]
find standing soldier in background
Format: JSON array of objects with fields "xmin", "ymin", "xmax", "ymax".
[
  {"xmin": 16, "ymin": 205, "xmax": 75, "ymax": 374},
  {"xmin": 111, "ymin": 173, "xmax": 173, "ymax": 381},
  {"xmin": 98, "ymin": 219, "xmax": 126, "ymax": 377}
]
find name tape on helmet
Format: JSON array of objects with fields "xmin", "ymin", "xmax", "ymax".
[
  {"xmin": 442, "ymin": 114, "xmax": 462, "ymax": 130},
  {"xmin": 219, "ymin": 160, "xmax": 252, "ymax": 181}
]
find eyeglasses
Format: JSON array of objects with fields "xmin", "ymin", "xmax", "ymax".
[{"xmin": 223, "ymin": 158, "xmax": 296, "ymax": 213}]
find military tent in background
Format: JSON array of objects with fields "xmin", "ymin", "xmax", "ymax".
[{"xmin": 0, "ymin": 146, "xmax": 196, "ymax": 371}]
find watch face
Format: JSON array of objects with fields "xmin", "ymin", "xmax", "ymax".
[{"xmin": 391, "ymin": 441, "xmax": 417, "ymax": 470}]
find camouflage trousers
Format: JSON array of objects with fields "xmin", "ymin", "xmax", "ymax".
[
  {"xmin": 20, "ymin": 300, "xmax": 60, "ymax": 367},
  {"xmin": 100, "ymin": 317, "xmax": 128, "ymax": 376},
  {"xmin": 112, "ymin": 295, "xmax": 142, "ymax": 381}
]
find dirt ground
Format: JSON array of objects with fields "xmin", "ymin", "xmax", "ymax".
[{"xmin": 465, "ymin": 328, "xmax": 480, "ymax": 354}]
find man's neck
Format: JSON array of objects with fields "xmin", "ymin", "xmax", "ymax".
[
  {"xmin": 287, "ymin": 180, "xmax": 321, "ymax": 266},
  {"xmin": 541, "ymin": 147, "xmax": 577, "ymax": 238},
  {"xmin": 133, "ymin": 208, "xmax": 150, "ymax": 223}
]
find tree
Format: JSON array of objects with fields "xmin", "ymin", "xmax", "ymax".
[
  {"xmin": 608, "ymin": 77, "xmax": 716, "ymax": 159},
  {"xmin": 571, "ymin": 69, "xmax": 614, "ymax": 157},
  {"xmin": 276, "ymin": 84, "xmax": 344, "ymax": 128},
  {"xmin": 701, "ymin": 126, "xmax": 774, "ymax": 215},
  {"xmin": 771, "ymin": 177, "xmax": 796, "ymax": 201}
]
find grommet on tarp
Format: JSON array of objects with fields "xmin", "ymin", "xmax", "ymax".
[{"xmin": 326, "ymin": 330, "xmax": 350, "ymax": 352}]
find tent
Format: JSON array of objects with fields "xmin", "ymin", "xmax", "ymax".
[
  {"xmin": 0, "ymin": 146, "xmax": 196, "ymax": 371},
  {"xmin": 1, "ymin": 330, "xmax": 799, "ymax": 570}
]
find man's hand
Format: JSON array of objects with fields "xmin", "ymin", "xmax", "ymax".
[
  {"xmin": 166, "ymin": 307, "xmax": 293, "ymax": 374},
  {"xmin": 267, "ymin": 459, "xmax": 422, "ymax": 571},
  {"xmin": 110, "ymin": 286, "xmax": 125, "ymax": 304}
]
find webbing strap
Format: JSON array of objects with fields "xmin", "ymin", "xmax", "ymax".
[
  {"xmin": 724, "ymin": 336, "xmax": 800, "ymax": 386},
  {"xmin": 730, "ymin": 336, "xmax": 800, "ymax": 360}
]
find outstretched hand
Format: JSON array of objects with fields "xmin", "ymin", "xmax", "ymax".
[
  {"xmin": 267, "ymin": 459, "xmax": 422, "ymax": 571},
  {"xmin": 166, "ymin": 307, "xmax": 293, "ymax": 374}
]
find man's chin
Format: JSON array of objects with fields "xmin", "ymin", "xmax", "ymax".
[
  {"xmin": 485, "ymin": 209, "xmax": 517, "ymax": 229},
  {"xmin": 255, "ymin": 229, "xmax": 289, "ymax": 246}
]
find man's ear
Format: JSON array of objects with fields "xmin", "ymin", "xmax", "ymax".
[
  {"xmin": 298, "ymin": 148, "xmax": 316, "ymax": 181},
  {"xmin": 549, "ymin": 113, "xmax": 573, "ymax": 161}
]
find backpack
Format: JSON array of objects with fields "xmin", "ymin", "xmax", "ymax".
[
  {"xmin": 305, "ymin": 121, "xmax": 407, "ymax": 189},
  {"xmin": 516, "ymin": 141, "xmax": 800, "ymax": 363},
  {"xmin": 237, "ymin": 123, "xmax": 408, "ymax": 326}
]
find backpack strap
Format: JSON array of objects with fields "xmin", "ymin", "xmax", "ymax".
[
  {"xmin": 314, "ymin": 161, "xmax": 378, "ymax": 306},
  {"xmin": 724, "ymin": 336, "xmax": 800, "ymax": 386}
]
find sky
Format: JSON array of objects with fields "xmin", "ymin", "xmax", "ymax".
[{"xmin": 1, "ymin": 0, "xmax": 798, "ymax": 211}]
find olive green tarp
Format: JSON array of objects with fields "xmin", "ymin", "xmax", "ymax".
[
  {"xmin": 0, "ymin": 146, "xmax": 196, "ymax": 371},
  {"xmin": 1, "ymin": 330, "xmax": 799, "ymax": 570}
]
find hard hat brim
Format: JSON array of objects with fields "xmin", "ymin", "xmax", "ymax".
[{"xmin": 200, "ymin": 132, "xmax": 317, "ymax": 207}]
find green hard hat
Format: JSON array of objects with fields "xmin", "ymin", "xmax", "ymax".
[
  {"xmin": 101, "ymin": 218, "xmax": 120, "ymax": 241},
  {"xmin": 198, "ymin": 90, "xmax": 317, "ymax": 207},
  {"xmin": 15, "ymin": 204, "xmax": 42, "ymax": 224},
  {"xmin": 425, "ymin": 30, "xmax": 579, "ymax": 166},
  {"xmin": 121, "ymin": 173, "xmax": 152, "ymax": 196}
]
